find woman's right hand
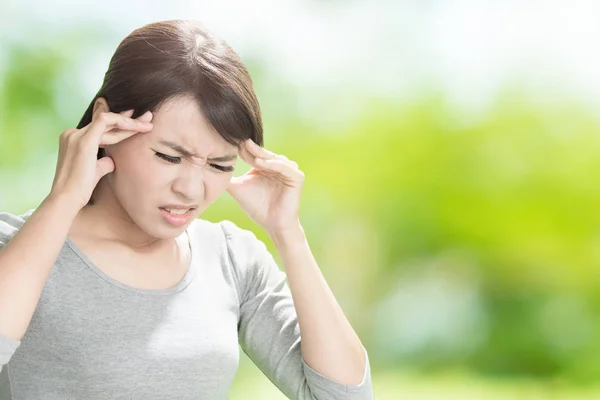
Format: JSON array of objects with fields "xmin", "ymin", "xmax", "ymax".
[{"xmin": 49, "ymin": 109, "xmax": 154, "ymax": 210}]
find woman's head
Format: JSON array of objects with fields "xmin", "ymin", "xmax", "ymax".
[{"xmin": 79, "ymin": 20, "xmax": 262, "ymax": 238}]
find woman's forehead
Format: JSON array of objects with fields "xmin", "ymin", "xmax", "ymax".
[
  {"xmin": 150, "ymin": 98, "xmax": 237, "ymax": 156},
  {"xmin": 152, "ymin": 96, "xmax": 209, "ymax": 130}
]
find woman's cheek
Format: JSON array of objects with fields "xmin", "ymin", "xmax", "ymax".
[{"xmin": 208, "ymin": 174, "xmax": 230, "ymax": 197}]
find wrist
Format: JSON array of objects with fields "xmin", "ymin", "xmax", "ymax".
[
  {"xmin": 43, "ymin": 192, "xmax": 84, "ymax": 220},
  {"xmin": 268, "ymin": 222, "xmax": 306, "ymax": 248}
]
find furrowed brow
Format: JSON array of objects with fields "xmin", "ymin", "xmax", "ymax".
[
  {"xmin": 159, "ymin": 140, "xmax": 195, "ymax": 157},
  {"xmin": 208, "ymin": 154, "xmax": 238, "ymax": 162}
]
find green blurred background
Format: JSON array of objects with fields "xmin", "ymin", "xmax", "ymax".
[{"xmin": 2, "ymin": 1, "xmax": 600, "ymax": 398}]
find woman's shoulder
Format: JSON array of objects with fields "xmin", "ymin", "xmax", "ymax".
[
  {"xmin": 0, "ymin": 208, "xmax": 35, "ymax": 223},
  {"xmin": 191, "ymin": 218, "xmax": 261, "ymax": 245},
  {"xmin": 191, "ymin": 218, "xmax": 267, "ymax": 266},
  {"xmin": 217, "ymin": 219, "xmax": 266, "ymax": 257}
]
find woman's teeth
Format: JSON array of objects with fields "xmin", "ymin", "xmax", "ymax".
[{"xmin": 163, "ymin": 208, "xmax": 189, "ymax": 215}]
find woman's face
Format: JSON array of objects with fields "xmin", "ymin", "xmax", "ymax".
[{"xmin": 101, "ymin": 96, "xmax": 239, "ymax": 238}]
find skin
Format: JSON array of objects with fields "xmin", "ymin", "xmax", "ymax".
[
  {"xmin": 73, "ymin": 95, "xmax": 239, "ymax": 251},
  {"xmin": 70, "ymin": 94, "xmax": 367, "ymax": 386}
]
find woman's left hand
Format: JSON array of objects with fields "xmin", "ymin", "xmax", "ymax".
[{"xmin": 226, "ymin": 139, "xmax": 305, "ymax": 235}]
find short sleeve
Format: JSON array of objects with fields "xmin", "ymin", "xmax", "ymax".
[
  {"xmin": 220, "ymin": 220, "xmax": 374, "ymax": 400},
  {"xmin": 0, "ymin": 333, "xmax": 21, "ymax": 373},
  {"xmin": 0, "ymin": 209, "xmax": 34, "ymax": 249}
]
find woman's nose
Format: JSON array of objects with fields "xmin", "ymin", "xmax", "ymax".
[{"xmin": 171, "ymin": 167, "xmax": 204, "ymax": 200}]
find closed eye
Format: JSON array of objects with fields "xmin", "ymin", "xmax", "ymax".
[
  {"xmin": 155, "ymin": 152, "xmax": 234, "ymax": 172},
  {"xmin": 211, "ymin": 164, "xmax": 235, "ymax": 172},
  {"xmin": 155, "ymin": 152, "xmax": 181, "ymax": 164}
]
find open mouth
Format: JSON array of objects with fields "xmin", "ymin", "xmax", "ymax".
[
  {"xmin": 159, "ymin": 207, "xmax": 194, "ymax": 215},
  {"xmin": 159, "ymin": 207, "xmax": 196, "ymax": 226}
]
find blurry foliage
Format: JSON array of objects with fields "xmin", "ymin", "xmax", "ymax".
[{"xmin": 2, "ymin": 27, "xmax": 600, "ymax": 394}]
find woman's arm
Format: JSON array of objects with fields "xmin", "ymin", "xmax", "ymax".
[
  {"xmin": 223, "ymin": 220, "xmax": 373, "ymax": 400},
  {"xmin": 268, "ymin": 223, "xmax": 367, "ymax": 386},
  {"xmin": 226, "ymin": 139, "xmax": 373, "ymax": 398}
]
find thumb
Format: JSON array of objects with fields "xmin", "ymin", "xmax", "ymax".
[
  {"xmin": 95, "ymin": 156, "xmax": 115, "ymax": 183},
  {"xmin": 225, "ymin": 180, "xmax": 235, "ymax": 195},
  {"xmin": 226, "ymin": 178, "xmax": 242, "ymax": 196}
]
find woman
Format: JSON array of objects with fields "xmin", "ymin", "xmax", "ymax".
[{"xmin": 0, "ymin": 20, "xmax": 373, "ymax": 399}]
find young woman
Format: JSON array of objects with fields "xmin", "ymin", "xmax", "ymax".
[{"xmin": 0, "ymin": 20, "xmax": 373, "ymax": 399}]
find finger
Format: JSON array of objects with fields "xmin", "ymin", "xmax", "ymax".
[
  {"xmin": 120, "ymin": 109, "xmax": 135, "ymax": 118},
  {"xmin": 255, "ymin": 158, "xmax": 304, "ymax": 181},
  {"xmin": 245, "ymin": 139, "xmax": 277, "ymax": 160},
  {"xmin": 119, "ymin": 109, "xmax": 153, "ymax": 123},
  {"xmin": 136, "ymin": 110, "xmax": 153, "ymax": 123},
  {"xmin": 238, "ymin": 144, "xmax": 259, "ymax": 167},
  {"xmin": 273, "ymin": 155, "xmax": 297, "ymax": 169},
  {"xmin": 86, "ymin": 111, "xmax": 153, "ymax": 142},
  {"xmin": 99, "ymin": 130, "xmax": 146, "ymax": 147},
  {"xmin": 95, "ymin": 156, "xmax": 115, "ymax": 183},
  {"xmin": 108, "ymin": 111, "xmax": 153, "ymax": 132},
  {"xmin": 98, "ymin": 111, "xmax": 155, "ymax": 147},
  {"xmin": 238, "ymin": 144, "xmax": 296, "ymax": 179}
]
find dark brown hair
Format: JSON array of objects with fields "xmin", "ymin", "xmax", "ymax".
[
  {"xmin": 78, "ymin": 19, "xmax": 263, "ymax": 153},
  {"xmin": 78, "ymin": 20, "xmax": 263, "ymax": 204}
]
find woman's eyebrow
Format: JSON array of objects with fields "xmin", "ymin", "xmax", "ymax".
[
  {"xmin": 209, "ymin": 153, "xmax": 238, "ymax": 162},
  {"xmin": 158, "ymin": 139, "xmax": 238, "ymax": 162}
]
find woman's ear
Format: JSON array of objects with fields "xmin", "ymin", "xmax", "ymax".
[{"xmin": 92, "ymin": 97, "xmax": 110, "ymax": 121}]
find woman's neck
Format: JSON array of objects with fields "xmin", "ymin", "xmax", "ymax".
[{"xmin": 77, "ymin": 198, "xmax": 164, "ymax": 252}]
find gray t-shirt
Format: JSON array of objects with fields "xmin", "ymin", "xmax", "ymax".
[{"xmin": 0, "ymin": 209, "xmax": 373, "ymax": 399}]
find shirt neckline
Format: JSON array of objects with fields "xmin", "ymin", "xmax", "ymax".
[{"xmin": 64, "ymin": 220, "xmax": 198, "ymax": 296}]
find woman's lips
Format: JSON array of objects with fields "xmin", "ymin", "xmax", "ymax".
[{"xmin": 159, "ymin": 207, "xmax": 194, "ymax": 226}]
